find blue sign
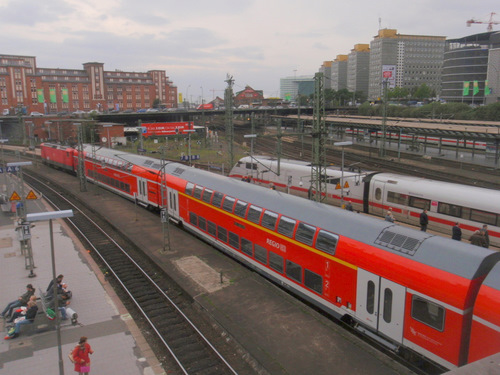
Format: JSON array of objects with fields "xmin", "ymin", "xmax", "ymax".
[
  {"xmin": 180, "ymin": 155, "xmax": 200, "ymax": 161},
  {"xmin": 6, "ymin": 166, "xmax": 20, "ymax": 173}
]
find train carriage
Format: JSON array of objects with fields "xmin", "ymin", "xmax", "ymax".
[
  {"xmin": 40, "ymin": 144, "xmax": 77, "ymax": 174},
  {"xmin": 163, "ymin": 163, "xmax": 500, "ymax": 369}
]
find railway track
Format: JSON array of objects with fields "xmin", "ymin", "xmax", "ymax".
[{"xmin": 22, "ymin": 171, "xmax": 240, "ymax": 375}]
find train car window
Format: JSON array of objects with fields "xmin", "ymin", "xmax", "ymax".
[
  {"xmin": 387, "ymin": 191, "xmax": 408, "ymax": 206},
  {"xmin": 286, "ymin": 260, "xmax": 302, "ymax": 283},
  {"xmin": 193, "ymin": 185, "xmax": 203, "ymax": 199},
  {"xmin": 295, "ymin": 222, "xmax": 316, "ymax": 246},
  {"xmin": 245, "ymin": 162, "xmax": 257, "ymax": 170},
  {"xmin": 185, "ymin": 182, "xmax": 194, "ymax": 196},
  {"xmin": 269, "ymin": 252, "xmax": 284, "ymax": 273},
  {"xmin": 222, "ymin": 196, "xmax": 236, "ymax": 212},
  {"xmin": 189, "ymin": 212, "xmax": 198, "ymax": 226},
  {"xmin": 229, "ymin": 232, "xmax": 240, "ymax": 249},
  {"xmin": 234, "ymin": 200, "xmax": 248, "ymax": 218},
  {"xmin": 366, "ymin": 281, "xmax": 375, "ymax": 314},
  {"xmin": 304, "ymin": 269, "xmax": 323, "ymax": 294},
  {"xmin": 247, "ymin": 205, "xmax": 263, "ymax": 224},
  {"xmin": 277, "ymin": 216, "xmax": 296, "ymax": 237},
  {"xmin": 411, "ymin": 295, "xmax": 445, "ymax": 331},
  {"xmin": 437, "ymin": 202, "xmax": 462, "ymax": 218},
  {"xmin": 217, "ymin": 226, "xmax": 228, "ymax": 243},
  {"xmin": 408, "ymin": 196, "xmax": 430, "ymax": 210},
  {"xmin": 198, "ymin": 217, "xmax": 207, "ymax": 231},
  {"xmin": 315, "ymin": 230, "xmax": 339, "ymax": 255},
  {"xmin": 208, "ymin": 221, "xmax": 217, "ymax": 237},
  {"xmin": 202, "ymin": 189, "xmax": 213, "ymax": 203},
  {"xmin": 261, "ymin": 210, "xmax": 278, "ymax": 231},
  {"xmin": 383, "ymin": 288, "xmax": 393, "ymax": 323},
  {"xmin": 212, "ymin": 192, "xmax": 224, "ymax": 208},
  {"xmin": 241, "ymin": 238, "xmax": 253, "ymax": 256},
  {"xmin": 470, "ymin": 209, "xmax": 497, "ymax": 226},
  {"xmin": 375, "ymin": 188, "xmax": 382, "ymax": 200},
  {"xmin": 254, "ymin": 244, "xmax": 268, "ymax": 264}
]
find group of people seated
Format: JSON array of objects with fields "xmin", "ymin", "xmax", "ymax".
[{"xmin": 2, "ymin": 274, "xmax": 73, "ymax": 339}]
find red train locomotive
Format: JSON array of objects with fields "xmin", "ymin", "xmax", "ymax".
[{"xmin": 40, "ymin": 143, "xmax": 500, "ymax": 370}]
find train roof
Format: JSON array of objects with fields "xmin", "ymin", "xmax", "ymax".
[
  {"xmin": 483, "ymin": 262, "xmax": 500, "ymax": 290},
  {"xmin": 168, "ymin": 163, "xmax": 500, "ymax": 281},
  {"xmin": 82, "ymin": 145, "xmax": 167, "ymax": 171},
  {"xmin": 370, "ymin": 173, "xmax": 500, "ymax": 213}
]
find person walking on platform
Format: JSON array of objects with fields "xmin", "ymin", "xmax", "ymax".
[
  {"xmin": 71, "ymin": 336, "xmax": 94, "ymax": 375},
  {"xmin": 470, "ymin": 230, "xmax": 487, "ymax": 248},
  {"xmin": 1, "ymin": 284, "xmax": 35, "ymax": 319},
  {"xmin": 480, "ymin": 224, "xmax": 490, "ymax": 248},
  {"xmin": 420, "ymin": 209, "xmax": 429, "ymax": 232},
  {"xmin": 452, "ymin": 223, "xmax": 462, "ymax": 241}
]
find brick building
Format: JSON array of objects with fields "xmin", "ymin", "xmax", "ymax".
[
  {"xmin": 0, "ymin": 54, "xmax": 177, "ymax": 115},
  {"xmin": 234, "ymin": 85, "xmax": 264, "ymax": 107}
]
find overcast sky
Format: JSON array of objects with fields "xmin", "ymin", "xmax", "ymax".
[{"xmin": 1, "ymin": 0, "xmax": 498, "ymax": 102}]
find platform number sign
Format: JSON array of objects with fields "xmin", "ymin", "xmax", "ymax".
[{"xmin": 160, "ymin": 208, "xmax": 167, "ymax": 223}]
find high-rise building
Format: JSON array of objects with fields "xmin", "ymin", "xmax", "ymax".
[
  {"xmin": 368, "ymin": 29, "xmax": 445, "ymax": 100},
  {"xmin": 280, "ymin": 75, "xmax": 315, "ymax": 100},
  {"xmin": 441, "ymin": 31, "xmax": 500, "ymax": 104},
  {"xmin": 331, "ymin": 55, "xmax": 348, "ymax": 91},
  {"xmin": 0, "ymin": 54, "xmax": 178, "ymax": 114},
  {"xmin": 319, "ymin": 61, "xmax": 333, "ymax": 90},
  {"xmin": 347, "ymin": 44, "xmax": 370, "ymax": 97}
]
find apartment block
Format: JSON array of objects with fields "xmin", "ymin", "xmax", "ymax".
[{"xmin": 347, "ymin": 44, "xmax": 370, "ymax": 97}]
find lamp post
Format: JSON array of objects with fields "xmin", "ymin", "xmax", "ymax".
[
  {"xmin": 0, "ymin": 119, "xmax": 4, "ymax": 167},
  {"xmin": 185, "ymin": 129, "xmax": 196, "ymax": 166},
  {"xmin": 26, "ymin": 209, "xmax": 74, "ymax": 375},
  {"xmin": 334, "ymin": 141, "xmax": 353, "ymax": 208},
  {"xmin": 185, "ymin": 85, "xmax": 191, "ymax": 110}
]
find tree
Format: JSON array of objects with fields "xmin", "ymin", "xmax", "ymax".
[
  {"xmin": 152, "ymin": 98, "xmax": 161, "ymax": 109},
  {"xmin": 413, "ymin": 84, "xmax": 432, "ymax": 100}
]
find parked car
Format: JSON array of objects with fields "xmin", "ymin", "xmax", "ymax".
[
  {"xmin": 30, "ymin": 111, "xmax": 44, "ymax": 117},
  {"xmin": 136, "ymin": 109, "xmax": 147, "ymax": 113},
  {"xmin": 146, "ymin": 108, "xmax": 159, "ymax": 113}
]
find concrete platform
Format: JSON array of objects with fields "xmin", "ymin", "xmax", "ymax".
[
  {"xmin": 5, "ymin": 161, "xmax": 416, "ymax": 375},
  {"xmin": 0, "ymin": 196, "xmax": 163, "ymax": 374}
]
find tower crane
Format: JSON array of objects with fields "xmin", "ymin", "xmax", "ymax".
[{"xmin": 466, "ymin": 12, "xmax": 499, "ymax": 32}]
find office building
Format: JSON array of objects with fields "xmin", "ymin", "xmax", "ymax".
[
  {"xmin": 280, "ymin": 75, "xmax": 315, "ymax": 100},
  {"xmin": 319, "ymin": 61, "xmax": 333, "ymax": 90},
  {"xmin": 368, "ymin": 29, "xmax": 445, "ymax": 100},
  {"xmin": 347, "ymin": 44, "xmax": 370, "ymax": 97},
  {"xmin": 441, "ymin": 31, "xmax": 500, "ymax": 104},
  {"xmin": 331, "ymin": 55, "xmax": 348, "ymax": 91}
]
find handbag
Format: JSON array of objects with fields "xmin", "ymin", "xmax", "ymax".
[{"xmin": 80, "ymin": 365, "xmax": 90, "ymax": 372}]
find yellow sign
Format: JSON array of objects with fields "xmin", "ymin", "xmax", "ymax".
[
  {"xmin": 335, "ymin": 183, "xmax": 341, "ymax": 190},
  {"xmin": 26, "ymin": 190, "xmax": 38, "ymax": 200},
  {"xmin": 9, "ymin": 191, "xmax": 21, "ymax": 201},
  {"xmin": 344, "ymin": 181, "xmax": 350, "ymax": 188}
]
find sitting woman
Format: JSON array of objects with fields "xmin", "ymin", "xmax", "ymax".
[
  {"xmin": 4, "ymin": 300, "xmax": 38, "ymax": 340},
  {"xmin": 6, "ymin": 295, "xmax": 37, "ymax": 323}
]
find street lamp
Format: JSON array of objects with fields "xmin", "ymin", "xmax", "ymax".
[
  {"xmin": 334, "ymin": 141, "xmax": 353, "ymax": 208},
  {"xmin": 185, "ymin": 85, "xmax": 191, "ymax": 110},
  {"xmin": 185, "ymin": 129, "xmax": 196, "ymax": 166},
  {"xmin": 26, "ymin": 209, "xmax": 74, "ymax": 375}
]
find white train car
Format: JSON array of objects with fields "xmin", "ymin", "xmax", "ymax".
[
  {"xmin": 229, "ymin": 155, "xmax": 368, "ymax": 204},
  {"xmin": 230, "ymin": 156, "xmax": 500, "ymax": 247}
]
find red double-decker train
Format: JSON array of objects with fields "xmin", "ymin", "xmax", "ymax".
[{"xmin": 40, "ymin": 143, "xmax": 500, "ymax": 370}]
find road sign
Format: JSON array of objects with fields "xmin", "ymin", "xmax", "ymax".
[
  {"xmin": 9, "ymin": 191, "xmax": 21, "ymax": 201},
  {"xmin": 26, "ymin": 190, "xmax": 38, "ymax": 200}
]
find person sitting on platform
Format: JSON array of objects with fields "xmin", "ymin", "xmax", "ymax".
[
  {"xmin": 45, "ymin": 274, "xmax": 64, "ymax": 298},
  {"xmin": 6, "ymin": 295, "xmax": 37, "ymax": 324},
  {"xmin": 47, "ymin": 292, "xmax": 71, "ymax": 321},
  {"xmin": 1, "ymin": 284, "xmax": 35, "ymax": 319},
  {"xmin": 4, "ymin": 300, "xmax": 38, "ymax": 340}
]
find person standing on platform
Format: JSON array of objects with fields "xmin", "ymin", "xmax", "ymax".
[
  {"xmin": 385, "ymin": 209, "xmax": 395, "ymax": 223},
  {"xmin": 71, "ymin": 336, "xmax": 94, "ymax": 375},
  {"xmin": 345, "ymin": 200, "xmax": 353, "ymax": 212},
  {"xmin": 470, "ymin": 230, "xmax": 487, "ymax": 247},
  {"xmin": 452, "ymin": 222, "xmax": 462, "ymax": 241},
  {"xmin": 420, "ymin": 209, "xmax": 429, "ymax": 232},
  {"xmin": 480, "ymin": 224, "xmax": 490, "ymax": 248}
]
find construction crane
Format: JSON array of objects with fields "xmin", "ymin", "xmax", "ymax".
[{"xmin": 466, "ymin": 12, "xmax": 499, "ymax": 32}]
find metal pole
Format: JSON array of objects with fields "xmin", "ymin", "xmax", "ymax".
[
  {"xmin": 50, "ymin": 218, "xmax": 64, "ymax": 375},
  {"xmin": 398, "ymin": 128, "xmax": 402, "ymax": 161},
  {"xmin": 341, "ymin": 147, "xmax": 344, "ymax": 207}
]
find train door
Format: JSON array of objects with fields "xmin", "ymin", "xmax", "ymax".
[
  {"xmin": 167, "ymin": 187, "xmax": 179, "ymax": 220},
  {"xmin": 136, "ymin": 177, "xmax": 149, "ymax": 203},
  {"xmin": 369, "ymin": 179, "xmax": 387, "ymax": 216},
  {"xmin": 356, "ymin": 269, "xmax": 406, "ymax": 344}
]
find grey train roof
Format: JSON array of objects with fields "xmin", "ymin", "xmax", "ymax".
[
  {"xmin": 86, "ymin": 146, "xmax": 500, "ymax": 281},
  {"xmin": 168, "ymin": 163, "xmax": 500, "ymax": 281}
]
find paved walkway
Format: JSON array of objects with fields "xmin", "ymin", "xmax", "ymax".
[{"xmin": 0, "ymin": 199, "xmax": 163, "ymax": 374}]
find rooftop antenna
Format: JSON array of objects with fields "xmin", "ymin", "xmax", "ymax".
[{"xmin": 378, "ymin": 17, "xmax": 382, "ymax": 30}]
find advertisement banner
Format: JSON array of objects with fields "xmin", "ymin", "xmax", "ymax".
[
  {"xmin": 61, "ymin": 88, "xmax": 69, "ymax": 103},
  {"xmin": 142, "ymin": 122, "xmax": 194, "ymax": 138},
  {"xmin": 473, "ymin": 80, "xmax": 479, "ymax": 96},
  {"xmin": 37, "ymin": 89, "xmax": 45, "ymax": 103},
  {"xmin": 463, "ymin": 81, "xmax": 470, "ymax": 96},
  {"xmin": 382, "ymin": 65, "xmax": 396, "ymax": 89},
  {"xmin": 49, "ymin": 88, "xmax": 57, "ymax": 103}
]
